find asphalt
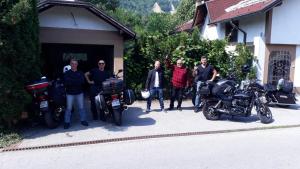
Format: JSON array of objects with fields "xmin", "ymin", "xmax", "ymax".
[{"xmin": 7, "ymin": 99, "xmax": 300, "ymax": 149}]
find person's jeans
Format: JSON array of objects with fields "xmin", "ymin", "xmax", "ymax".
[
  {"xmin": 195, "ymin": 81, "xmax": 204, "ymax": 108},
  {"xmin": 147, "ymin": 87, "xmax": 164, "ymax": 110},
  {"xmin": 170, "ymin": 86, "xmax": 184, "ymax": 108},
  {"xmin": 65, "ymin": 93, "xmax": 86, "ymax": 123}
]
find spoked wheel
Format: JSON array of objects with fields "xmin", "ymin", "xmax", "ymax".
[
  {"xmin": 44, "ymin": 109, "xmax": 60, "ymax": 129},
  {"xmin": 257, "ymin": 104, "xmax": 273, "ymax": 124},
  {"xmin": 202, "ymin": 101, "xmax": 220, "ymax": 120}
]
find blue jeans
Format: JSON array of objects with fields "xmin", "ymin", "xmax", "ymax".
[
  {"xmin": 65, "ymin": 93, "xmax": 86, "ymax": 123},
  {"xmin": 147, "ymin": 87, "xmax": 164, "ymax": 110},
  {"xmin": 195, "ymin": 81, "xmax": 204, "ymax": 108}
]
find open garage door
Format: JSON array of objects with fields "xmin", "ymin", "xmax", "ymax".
[{"xmin": 41, "ymin": 43, "xmax": 114, "ymax": 79}]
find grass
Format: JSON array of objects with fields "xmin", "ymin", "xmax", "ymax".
[{"xmin": 0, "ymin": 128, "xmax": 22, "ymax": 149}]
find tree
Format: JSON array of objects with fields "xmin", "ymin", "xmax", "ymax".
[
  {"xmin": 86, "ymin": 0, "xmax": 119, "ymax": 11},
  {"xmin": 174, "ymin": 0, "xmax": 195, "ymax": 25},
  {"xmin": 0, "ymin": 0, "xmax": 41, "ymax": 127}
]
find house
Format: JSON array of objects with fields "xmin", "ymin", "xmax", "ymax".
[
  {"xmin": 38, "ymin": 0, "xmax": 135, "ymax": 79},
  {"xmin": 181, "ymin": 0, "xmax": 300, "ymax": 94}
]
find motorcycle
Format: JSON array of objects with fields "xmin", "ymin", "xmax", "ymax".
[
  {"xmin": 264, "ymin": 78, "xmax": 297, "ymax": 107},
  {"xmin": 199, "ymin": 66, "xmax": 273, "ymax": 124},
  {"xmin": 25, "ymin": 77, "xmax": 65, "ymax": 128},
  {"xmin": 95, "ymin": 70, "xmax": 135, "ymax": 126}
]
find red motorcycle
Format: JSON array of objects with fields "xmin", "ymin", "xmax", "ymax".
[{"xmin": 25, "ymin": 77, "xmax": 65, "ymax": 128}]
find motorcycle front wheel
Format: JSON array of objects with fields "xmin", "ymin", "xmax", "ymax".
[
  {"xmin": 112, "ymin": 107, "xmax": 122, "ymax": 126},
  {"xmin": 257, "ymin": 104, "xmax": 273, "ymax": 124},
  {"xmin": 203, "ymin": 101, "xmax": 220, "ymax": 120}
]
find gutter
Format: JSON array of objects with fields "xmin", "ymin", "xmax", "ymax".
[{"xmin": 230, "ymin": 20, "xmax": 247, "ymax": 45}]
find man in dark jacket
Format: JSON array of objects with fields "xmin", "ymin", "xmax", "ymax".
[
  {"xmin": 165, "ymin": 57, "xmax": 190, "ymax": 111},
  {"xmin": 85, "ymin": 59, "xmax": 110, "ymax": 121},
  {"xmin": 63, "ymin": 59, "xmax": 88, "ymax": 129},
  {"xmin": 145, "ymin": 61, "xmax": 165, "ymax": 113},
  {"xmin": 193, "ymin": 56, "xmax": 217, "ymax": 112}
]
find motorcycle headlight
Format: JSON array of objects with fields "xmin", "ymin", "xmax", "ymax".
[{"xmin": 259, "ymin": 96, "xmax": 268, "ymax": 104}]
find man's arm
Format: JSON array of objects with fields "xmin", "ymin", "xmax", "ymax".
[
  {"xmin": 164, "ymin": 58, "xmax": 174, "ymax": 70},
  {"xmin": 210, "ymin": 68, "xmax": 218, "ymax": 81},
  {"xmin": 84, "ymin": 71, "xmax": 94, "ymax": 84},
  {"xmin": 145, "ymin": 70, "xmax": 152, "ymax": 90}
]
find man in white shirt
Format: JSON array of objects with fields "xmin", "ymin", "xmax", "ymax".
[{"xmin": 145, "ymin": 61, "xmax": 165, "ymax": 113}]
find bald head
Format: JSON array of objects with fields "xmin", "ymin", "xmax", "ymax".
[{"xmin": 154, "ymin": 61, "xmax": 161, "ymax": 70}]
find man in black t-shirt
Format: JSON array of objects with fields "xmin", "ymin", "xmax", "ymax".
[
  {"xmin": 85, "ymin": 59, "xmax": 110, "ymax": 120},
  {"xmin": 193, "ymin": 56, "xmax": 217, "ymax": 112}
]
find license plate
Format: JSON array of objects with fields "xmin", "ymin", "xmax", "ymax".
[
  {"xmin": 40, "ymin": 101, "xmax": 48, "ymax": 108},
  {"xmin": 112, "ymin": 99, "xmax": 120, "ymax": 107}
]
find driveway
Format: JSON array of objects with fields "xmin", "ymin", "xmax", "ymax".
[{"xmin": 6, "ymin": 100, "xmax": 300, "ymax": 149}]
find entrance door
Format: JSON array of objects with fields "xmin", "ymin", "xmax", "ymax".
[{"xmin": 41, "ymin": 43, "xmax": 114, "ymax": 79}]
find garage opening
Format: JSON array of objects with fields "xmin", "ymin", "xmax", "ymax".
[{"xmin": 41, "ymin": 43, "xmax": 114, "ymax": 79}]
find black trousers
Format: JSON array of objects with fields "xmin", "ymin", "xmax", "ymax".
[{"xmin": 170, "ymin": 86, "xmax": 184, "ymax": 108}]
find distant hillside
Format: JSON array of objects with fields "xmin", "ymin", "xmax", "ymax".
[{"xmin": 120, "ymin": 0, "xmax": 180, "ymax": 14}]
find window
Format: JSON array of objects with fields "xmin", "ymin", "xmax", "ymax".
[
  {"xmin": 225, "ymin": 21, "xmax": 239, "ymax": 43},
  {"xmin": 268, "ymin": 51, "xmax": 291, "ymax": 85}
]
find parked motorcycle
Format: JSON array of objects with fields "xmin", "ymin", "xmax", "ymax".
[
  {"xmin": 95, "ymin": 70, "xmax": 135, "ymax": 126},
  {"xmin": 199, "ymin": 66, "xmax": 273, "ymax": 124},
  {"xmin": 264, "ymin": 78, "xmax": 297, "ymax": 107},
  {"xmin": 25, "ymin": 77, "xmax": 65, "ymax": 128}
]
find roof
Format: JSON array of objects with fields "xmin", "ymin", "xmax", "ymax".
[
  {"xmin": 173, "ymin": 19, "xmax": 194, "ymax": 33},
  {"xmin": 206, "ymin": 0, "xmax": 282, "ymax": 24},
  {"xmin": 38, "ymin": 0, "xmax": 135, "ymax": 39}
]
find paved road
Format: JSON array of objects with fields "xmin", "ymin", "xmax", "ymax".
[
  {"xmin": 1, "ymin": 127, "xmax": 300, "ymax": 169},
  {"xmin": 17, "ymin": 100, "xmax": 300, "ymax": 148}
]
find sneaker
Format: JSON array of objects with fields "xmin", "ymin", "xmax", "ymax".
[
  {"xmin": 64, "ymin": 123, "xmax": 70, "ymax": 129},
  {"xmin": 177, "ymin": 107, "xmax": 182, "ymax": 111},
  {"xmin": 81, "ymin": 121, "xmax": 89, "ymax": 126},
  {"xmin": 168, "ymin": 107, "xmax": 174, "ymax": 111},
  {"xmin": 194, "ymin": 107, "xmax": 201, "ymax": 113},
  {"xmin": 161, "ymin": 108, "xmax": 167, "ymax": 113},
  {"xmin": 145, "ymin": 109, "xmax": 151, "ymax": 113}
]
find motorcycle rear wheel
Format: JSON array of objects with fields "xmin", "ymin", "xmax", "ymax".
[
  {"xmin": 112, "ymin": 108, "xmax": 122, "ymax": 126},
  {"xmin": 203, "ymin": 101, "xmax": 220, "ymax": 120},
  {"xmin": 44, "ymin": 109, "xmax": 60, "ymax": 129}
]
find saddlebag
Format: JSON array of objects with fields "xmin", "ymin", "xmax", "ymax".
[
  {"xmin": 124, "ymin": 89, "xmax": 135, "ymax": 105},
  {"xmin": 102, "ymin": 78, "xmax": 123, "ymax": 94},
  {"xmin": 275, "ymin": 91, "xmax": 296, "ymax": 104}
]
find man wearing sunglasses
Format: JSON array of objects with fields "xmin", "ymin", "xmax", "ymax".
[{"xmin": 85, "ymin": 59, "xmax": 110, "ymax": 121}]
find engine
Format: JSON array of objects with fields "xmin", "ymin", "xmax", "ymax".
[{"xmin": 231, "ymin": 98, "xmax": 251, "ymax": 114}]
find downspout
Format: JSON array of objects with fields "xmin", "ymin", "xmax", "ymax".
[{"xmin": 230, "ymin": 20, "xmax": 247, "ymax": 45}]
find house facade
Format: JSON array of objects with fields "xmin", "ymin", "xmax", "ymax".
[
  {"xmin": 179, "ymin": 0, "xmax": 300, "ymax": 94},
  {"xmin": 38, "ymin": 0, "xmax": 135, "ymax": 79}
]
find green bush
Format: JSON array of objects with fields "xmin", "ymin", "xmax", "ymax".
[{"xmin": 0, "ymin": 0, "xmax": 41, "ymax": 128}]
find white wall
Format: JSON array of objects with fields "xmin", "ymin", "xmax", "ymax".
[
  {"xmin": 271, "ymin": 0, "xmax": 300, "ymax": 45},
  {"xmin": 253, "ymin": 37, "xmax": 266, "ymax": 83},
  {"xmin": 238, "ymin": 14, "xmax": 265, "ymax": 43},
  {"xmin": 294, "ymin": 46, "xmax": 300, "ymax": 87},
  {"xmin": 201, "ymin": 16, "xmax": 224, "ymax": 40},
  {"xmin": 39, "ymin": 6, "xmax": 118, "ymax": 31}
]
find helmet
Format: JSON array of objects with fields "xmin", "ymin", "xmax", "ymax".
[
  {"xmin": 141, "ymin": 90, "xmax": 150, "ymax": 99},
  {"xmin": 241, "ymin": 64, "xmax": 250, "ymax": 73},
  {"xmin": 63, "ymin": 65, "xmax": 71, "ymax": 73}
]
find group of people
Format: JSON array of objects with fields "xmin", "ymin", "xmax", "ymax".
[
  {"xmin": 63, "ymin": 59, "xmax": 110, "ymax": 129},
  {"xmin": 145, "ymin": 55, "xmax": 217, "ymax": 113},
  {"xmin": 62, "ymin": 55, "xmax": 217, "ymax": 129}
]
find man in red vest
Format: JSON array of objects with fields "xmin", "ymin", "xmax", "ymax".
[{"xmin": 165, "ymin": 56, "xmax": 190, "ymax": 111}]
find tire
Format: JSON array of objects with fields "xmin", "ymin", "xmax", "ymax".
[
  {"xmin": 276, "ymin": 104, "xmax": 290, "ymax": 108},
  {"xmin": 44, "ymin": 109, "xmax": 60, "ymax": 129},
  {"xmin": 257, "ymin": 104, "xmax": 273, "ymax": 124},
  {"xmin": 112, "ymin": 108, "xmax": 122, "ymax": 126},
  {"xmin": 202, "ymin": 101, "xmax": 220, "ymax": 120}
]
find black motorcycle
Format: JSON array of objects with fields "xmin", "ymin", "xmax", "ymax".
[
  {"xmin": 25, "ymin": 77, "xmax": 65, "ymax": 128},
  {"xmin": 264, "ymin": 79, "xmax": 297, "ymax": 107},
  {"xmin": 199, "ymin": 67, "xmax": 273, "ymax": 124},
  {"xmin": 95, "ymin": 70, "xmax": 135, "ymax": 126}
]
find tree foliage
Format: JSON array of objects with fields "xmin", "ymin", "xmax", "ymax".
[
  {"xmin": 174, "ymin": 0, "xmax": 195, "ymax": 25},
  {"xmin": 0, "ymin": 0, "xmax": 41, "ymax": 127}
]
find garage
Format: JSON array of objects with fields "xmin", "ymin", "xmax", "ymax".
[{"xmin": 38, "ymin": 0, "xmax": 135, "ymax": 79}]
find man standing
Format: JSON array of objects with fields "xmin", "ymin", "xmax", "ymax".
[
  {"xmin": 63, "ymin": 59, "xmax": 88, "ymax": 129},
  {"xmin": 165, "ymin": 57, "xmax": 189, "ymax": 111},
  {"xmin": 193, "ymin": 56, "xmax": 217, "ymax": 113},
  {"xmin": 145, "ymin": 61, "xmax": 165, "ymax": 113},
  {"xmin": 85, "ymin": 59, "xmax": 110, "ymax": 121}
]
